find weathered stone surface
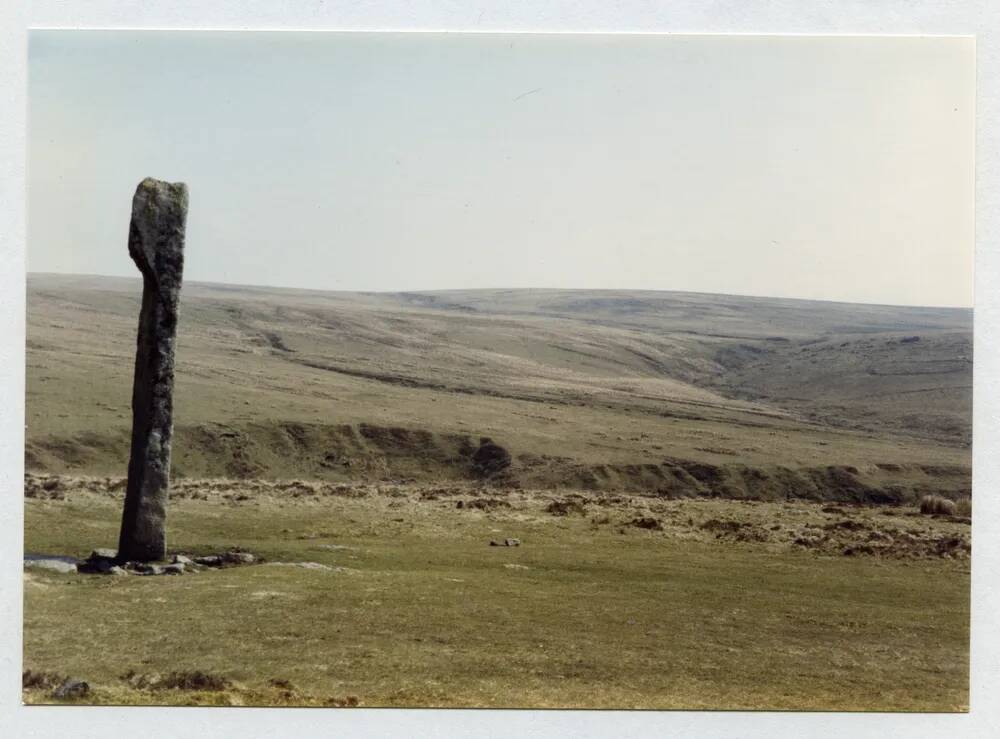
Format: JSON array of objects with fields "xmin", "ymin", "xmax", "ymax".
[
  {"xmin": 162, "ymin": 563, "xmax": 185, "ymax": 575},
  {"xmin": 116, "ymin": 178, "xmax": 188, "ymax": 563},
  {"xmin": 194, "ymin": 555, "xmax": 223, "ymax": 567},
  {"xmin": 222, "ymin": 551, "xmax": 255, "ymax": 565},
  {"xmin": 172, "ymin": 554, "xmax": 193, "ymax": 565},
  {"xmin": 78, "ymin": 558, "xmax": 117, "ymax": 575},
  {"xmin": 78, "ymin": 547, "xmax": 120, "ymax": 573},
  {"xmin": 488, "ymin": 538, "xmax": 521, "ymax": 547},
  {"xmin": 24, "ymin": 557, "xmax": 77, "ymax": 574}
]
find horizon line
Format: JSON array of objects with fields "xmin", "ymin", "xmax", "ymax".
[{"xmin": 26, "ymin": 270, "xmax": 975, "ymax": 312}]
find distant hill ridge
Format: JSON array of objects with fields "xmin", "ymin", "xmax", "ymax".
[{"xmin": 25, "ymin": 273, "xmax": 971, "ymax": 501}]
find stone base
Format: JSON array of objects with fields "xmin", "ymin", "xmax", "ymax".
[{"xmin": 72, "ymin": 548, "xmax": 261, "ymax": 576}]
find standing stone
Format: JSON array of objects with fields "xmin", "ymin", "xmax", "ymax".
[{"xmin": 116, "ymin": 178, "xmax": 188, "ymax": 562}]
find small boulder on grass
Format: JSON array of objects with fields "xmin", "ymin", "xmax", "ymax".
[
  {"xmin": 919, "ymin": 495, "xmax": 956, "ymax": 516},
  {"xmin": 222, "ymin": 551, "xmax": 256, "ymax": 565},
  {"xmin": 52, "ymin": 678, "xmax": 89, "ymax": 699}
]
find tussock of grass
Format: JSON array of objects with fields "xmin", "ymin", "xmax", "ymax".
[
  {"xmin": 545, "ymin": 498, "xmax": 587, "ymax": 516},
  {"xmin": 22, "ymin": 669, "xmax": 65, "ymax": 690},
  {"xmin": 628, "ymin": 516, "xmax": 663, "ymax": 531},
  {"xmin": 920, "ymin": 495, "xmax": 957, "ymax": 515},
  {"xmin": 120, "ymin": 669, "xmax": 232, "ymax": 692}
]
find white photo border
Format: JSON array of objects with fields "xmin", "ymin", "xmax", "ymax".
[{"xmin": 2, "ymin": 2, "xmax": 996, "ymax": 737}]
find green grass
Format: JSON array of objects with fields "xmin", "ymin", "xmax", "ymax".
[{"xmin": 23, "ymin": 492, "xmax": 970, "ymax": 710}]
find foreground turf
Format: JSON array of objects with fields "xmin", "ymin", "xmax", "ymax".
[{"xmin": 23, "ymin": 488, "xmax": 969, "ymax": 710}]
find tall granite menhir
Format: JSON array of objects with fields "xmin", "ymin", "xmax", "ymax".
[{"xmin": 116, "ymin": 178, "xmax": 188, "ymax": 562}]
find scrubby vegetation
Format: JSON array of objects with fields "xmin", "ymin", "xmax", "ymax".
[{"xmin": 920, "ymin": 495, "xmax": 957, "ymax": 515}]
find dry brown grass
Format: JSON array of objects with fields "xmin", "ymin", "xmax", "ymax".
[
  {"xmin": 120, "ymin": 669, "xmax": 231, "ymax": 691},
  {"xmin": 920, "ymin": 495, "xmax": 957, "ymax": 515},
  {"xmin": 22, "ymin": 669, "xmax": 65, "ymax": 690}
]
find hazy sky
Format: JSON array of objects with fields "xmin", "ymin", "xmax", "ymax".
[{"xmin": 28, "ymin": 31, "xmax": 974, "ymax": 307}]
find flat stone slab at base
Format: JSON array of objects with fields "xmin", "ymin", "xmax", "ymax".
[
  {"xmin": 29, "ymin": 549, "xmax": 262, "ymax": 577},
  {"xmin": 123, "ymin": 561, "xmax": 185, "ymax": 576},
  {"xmin": 78, "ymin": 559, "xmax": 117, "ymax": 575},
  {"xmin": 224, "ymin": 552, "xmax": 255, "ymax": 564},
  {"xmin": 77, "ymin": 548, "xmax": 124, "ymax": 574},
  {"xmin": 195, "ymin": 550, "xmax": 257, "ymax": 567},
  {"xmin": 128, "ymin": 562, "xmax": 166, "ymax": 576},
  {"xmin": 23, "ymin": 557, "xmax": 77, "ymax": 574}
]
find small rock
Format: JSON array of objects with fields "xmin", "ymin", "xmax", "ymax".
[
  {"xmin": 172, "ymin": 554, "xmax": 193, "ymax": 565},
  {"xmin": 89, "ymin": 548, "xmax": 118, "ymax": 561},
  {"xmin": 222, "ymin": 551, "xmax": 255, "ymax": 565},
  {"xmin": 24, "ymin": 558, "xmax": 77, "ymax": 574},
  {"xmin": 52, "ymin": 678, "xmax": 89, "ymax": 699},
  {"xmin": 194, "ymin": 555, "xmax": 223, "ymax": 567},
  {"xmin": 162, "ymin": 563, "xmax": 185, "ymax": 575},
  {"xmin": 78, "ymin": 557, "xmax": 119, "ymax": 574},
  {"xmin": 503, "ymin": 563, "xmax": 530, "ymax": 570},
  {"xmin": 109, "ymin": 566, "xmax": 129, "ymax": 576},
  {"xmin": 489, "ymin": 538, "xmax": 521, "ymax": 547}
]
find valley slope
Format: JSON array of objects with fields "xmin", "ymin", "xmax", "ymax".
[{"xmin": 25, "ymin": 274, "xmax": 972, "ymax": 503}]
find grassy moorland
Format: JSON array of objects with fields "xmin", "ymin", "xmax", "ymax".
[
  {"xmin": 24, "ymin": 479, "xmax": 969, "ymax": 709},
  {"xmin": 23, "ymin": 274, "xmax": 972, "ymax": 708}
]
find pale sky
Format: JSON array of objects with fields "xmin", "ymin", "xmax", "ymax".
[{"xmin": 28, "ymin": 31, "xmax": 974, "ymax": 307}]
